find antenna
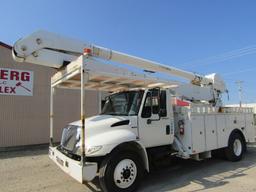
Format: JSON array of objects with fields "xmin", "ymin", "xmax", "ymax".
[{"xmin": 235, "ymin": 81, "xmax": 243, "ymax": 107}]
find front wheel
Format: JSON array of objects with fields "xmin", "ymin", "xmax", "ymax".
[
  {"xmin": 225, "ymin": 132, "xmax": 246, "ymax": 161},
  {"xmin": 99, "ymin": 152, "xmax": 143, "ymax": 192}
]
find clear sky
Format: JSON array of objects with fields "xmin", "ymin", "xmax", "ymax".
[{"xmin": 1, "ymin": 0, "xmax": 256, "ymax": 104}]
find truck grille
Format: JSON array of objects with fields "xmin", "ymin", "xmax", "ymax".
[{"xmin": 60, "ymin": 125, "xmax": 81, "ymax": 156}]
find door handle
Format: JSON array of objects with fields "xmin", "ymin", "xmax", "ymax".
[{"xmin": 166, "ymin": 125, "xmax": 170, "ymax": 135}]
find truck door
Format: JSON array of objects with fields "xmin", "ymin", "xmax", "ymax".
[{"xmin": 138, "ymin": 89, "xmax": 174, "ymax": 148}]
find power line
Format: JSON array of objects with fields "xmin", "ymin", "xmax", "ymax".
[
  {"xmin": 222, "ymin": 66, "xmax": 256, "ymax": 76},
  {"xmin": 186, "ymin": 47, "xmax": 256, "ymax": 67},
  {"xmin": 180, "ymin": 45, "xmax": 256, "ymax": 68}
]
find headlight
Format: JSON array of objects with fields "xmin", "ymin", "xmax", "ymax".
[{"xmin": 86, "ymin": 145, "xmax": 103, "ymax": 155}]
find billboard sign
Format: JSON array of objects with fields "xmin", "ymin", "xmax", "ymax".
[{"xmin": 0, "ymin": 68, "xmax": 33, "ymax": 96}]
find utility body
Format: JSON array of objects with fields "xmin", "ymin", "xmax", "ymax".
[{"xmin": 13, "ymin": 31, "xmax": 256, "ymax": 192}]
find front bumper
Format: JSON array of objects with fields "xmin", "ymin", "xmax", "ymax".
[{"xmin": 49, "ymin": 146, "xmax": 97, "ymax": 183}]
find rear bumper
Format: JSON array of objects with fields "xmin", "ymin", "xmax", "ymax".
[{"xmin": 49, "ymin": 146, "xmax": 97, "ymax": 183}]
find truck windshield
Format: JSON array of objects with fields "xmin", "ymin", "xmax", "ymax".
[{"xmin": 101, "ymin": 90, "xmax": 144, "ymax": 116}]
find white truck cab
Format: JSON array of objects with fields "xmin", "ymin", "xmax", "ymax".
[{"xmin": 60, "ymin": 89, "xmax": 174, "ymax": 157}]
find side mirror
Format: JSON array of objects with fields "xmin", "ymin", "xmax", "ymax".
[
  {"xmin": 141, "ymin": 92, "xmax": 152, "ymax": 118},
  {"xmin": 159, "ymin": 108, "xmax": 167, "ymax": 117}
]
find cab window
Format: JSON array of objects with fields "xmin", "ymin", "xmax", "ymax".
[
  {"xmin": 141, "ymin": 89, "xmax": 167, "ymax": 118},
  {"xmin": 159, "ymin": 90, "xmax": 167, "ymax": 117},
  {"xmin": 141, "ymin": 92, "xmax": 152, "ymax": 118},
  {"xmin": 151, "ymin": 89, "xmax": 160, "ymax": 114}
]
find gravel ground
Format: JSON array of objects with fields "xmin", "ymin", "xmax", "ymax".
[{"xmin": 1, "ymin": 146, "xmax": 256, "ymax": 192}]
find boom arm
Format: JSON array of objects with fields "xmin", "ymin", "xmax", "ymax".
[
  {"xmin": 12, "ymin": 30, "xmax": 226, "ymax": 95},
  {"xmin": 13, "ymin": 31, "xmax": 201, "ymax": 80},
  {"xmin": 12, "ymin": 31, "xmax": 225, "ymax": 90}
]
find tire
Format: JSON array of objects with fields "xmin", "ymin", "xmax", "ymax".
[
  {"xmin": 224, "ymin": 132, "xmax": 246, "ymax": 162},
  {"xmin": 99, "ymin": 151, "xmax": 143, "ymax": 192}
]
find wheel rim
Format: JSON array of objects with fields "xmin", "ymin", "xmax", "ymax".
[
  {"xmin": 233, "ymin": 139, "xmax": 242, "ymax": 156},
  {"xmin": 113, "ymin": 159, "xmax": 137, "ymax": 189}
]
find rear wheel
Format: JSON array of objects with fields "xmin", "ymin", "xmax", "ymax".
[
  {"xmin": 225, "ymin": 132, "xmax": 245, "ymax": 161},
  {"xmin": 99, "ymin": 152, "xmax": 143, "ymax": 192}
]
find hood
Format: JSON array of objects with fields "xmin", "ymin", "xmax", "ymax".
[
  {"xmin": 61, "ymin": 115, "xmax": 138, "ymax": 155},
  {"xmin": 60, "ymin": 115, "xmax": 138, "ymax": 157},
  {"xmin": 70, "ymin": 115, "xmax": 137, "ymax": 136}
]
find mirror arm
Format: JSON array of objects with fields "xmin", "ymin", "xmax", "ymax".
[{"xmin": 147, "ymin": 115, "xmax": 161, "ymax": 124}]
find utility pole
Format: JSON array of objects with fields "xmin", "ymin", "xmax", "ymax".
[{"xmin": 235, "ymin": 81, "xmax": 243, "ymax": 107}]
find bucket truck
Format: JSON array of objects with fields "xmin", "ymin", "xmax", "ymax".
[{"xmin": 13, "ymin": 30, "xmax": 255, "ymax": 192}]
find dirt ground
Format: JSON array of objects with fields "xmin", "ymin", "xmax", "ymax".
[{"xmin": 1, "ymin": 145, "xmax": 256, "ymax": 192}]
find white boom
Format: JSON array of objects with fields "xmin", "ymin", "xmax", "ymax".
[{"xmin": 12, "ymin": 30, "xmax": 226, "ymax": 93}]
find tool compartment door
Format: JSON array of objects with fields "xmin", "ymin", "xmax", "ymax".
[
  {"xmin": 191, "ymin": 115, "xmax": 205, "ymax": 153},
  {"xmin": 216, "ymin": 114, "xmax": 228, "ymax": 148},
  {"xmin": 245, "ymin": 114, "xmax": 255, "ymax": 142},
  {"xmin": 204, "ymin": 115, "xmax": 217, "ymax": 151}
]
